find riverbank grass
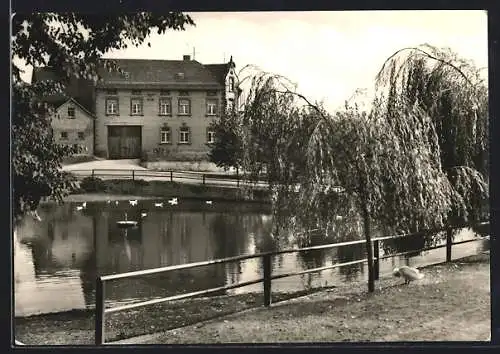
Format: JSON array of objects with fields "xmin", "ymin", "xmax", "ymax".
[{"xmin": 15, "ymin": 253, "xmax": 489, "ymax": 345}]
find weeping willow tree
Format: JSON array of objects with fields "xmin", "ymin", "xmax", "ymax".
[
  {"xmin": 375, "ymin": 44, "xmax": 489, "ymax": 229},
  {"xmin": 236, "ymin": 45, "xmax": 486, "ymax": 292}
]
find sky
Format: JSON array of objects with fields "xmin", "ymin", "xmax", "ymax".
[{"xmin": 15, "ymin": 10, "xmax": 488, "ymax": 111}]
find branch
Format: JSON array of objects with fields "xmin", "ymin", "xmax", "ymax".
[{"xmin": 376, "ymin": 45, "xmax": 476, "ymax": 89}]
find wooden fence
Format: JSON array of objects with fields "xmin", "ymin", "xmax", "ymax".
[{"xmin": 94, "ymin": 221, "xmax": 489, "ymax": 345}]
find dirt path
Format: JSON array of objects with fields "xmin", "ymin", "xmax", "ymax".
[{"xmin": 120, "ymin": 254, "xmax": 490, "ymax": 344}]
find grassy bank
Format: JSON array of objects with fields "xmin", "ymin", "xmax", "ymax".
[
  {"xmin": 15, "ymin": 253, "xmax": 489, "ymax": 345},
  {"xmin": 15, "ymin": 289, "xmax": 333, "ymax": 345},
  {"xmin": 73, "ymin": 178, "xmax": 270, "ymax": 204},
  {"xmin": 126, "ymin": 253, "xmax": 490, "ymax": 344}
]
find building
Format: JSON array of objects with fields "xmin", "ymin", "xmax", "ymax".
[
  {"xmin": 31, "ymin": 66, "xmax": 96, "ymax": 155},
  {"xmin": 32, "ymin": 55, "xmax": 241, "ymax": 161},
  {"xmin": 50, "ymin": 98, "xmax": 95, "ymax": 154},
  {"xmin": 94, "ymin": 55, "xmax": 241, "ymax": 160}
]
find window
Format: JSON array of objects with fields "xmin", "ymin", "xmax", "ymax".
[
  {"xmin": 106, "ymin": 89, "xmax": 118, "ymax": 95},
  {"xmin": 207, "ymin": 91, "xmax": 217, "ymax": 96},
  {"xmin": 106, "ymin": 98, "xmax": 119, "ymax": 115},
  {"xmin": 159, "ymin": 98, "xmax": 172, "ymax": 116},
  {"xmin": 179, "ymin": 126, "xmax": 190, "ymax": 144},
  {"xmin": 228, "ymin": 77, "xmax": 235, "ymax": 91},
  {"xmin": 78, "ymin": 132, "xmax": 85, "ymax": 140},
  {"xmin": 67, "ymin": 106, "xmax": 75, "ymax": 119},
  {"xmin": 123, "ymin": 72, "xmax": 130, "ymax": 79},
  {"xmin": 178, "ymin": 99, "xmax": 191, "ymax": 115},
  {"xmin": 160, "ymin": 127, "xmax": 171, "ymax": 144},
  {"xmin": 206, "ymin": 129, "xmax": 215, "ymax": 144},
  {"xmin": 227, "ymin": 98, "xmax": 234, "ymax": 111},
  {"xmin": 60, "ymin": 131, "xmax": 68, "ymax": 140},
  {"xmin": 160, "ymin": 89, "xmax": 171, "ymax": 96},
  {"xmin": 206, "ymin": 99, "xmax": 218, "ymax": 116},
  {"xmin": 131, "ymin": 89, "xmax": 142, "ymax": 95},
  {"xmin": 179, "ymin": 90, "xmax": 189, "ymax": 96},
  {"xmin": 130, "ymin": 98, "xmax": 143, "ymax": 115}
]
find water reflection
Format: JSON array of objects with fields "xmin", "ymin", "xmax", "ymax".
[{"xmin": 14, "ymin": 199, "xmax": 486, "ymax": 317}]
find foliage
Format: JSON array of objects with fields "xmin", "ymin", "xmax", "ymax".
[
  {"xmin": 375, "ymin": 44, "xmax": 489, "ymax": 227},
  {"xmin": 236, "ymin": 45, "xmax": 487, "ymax": 292},
  {"xmin": 12, "ymin": 12, "xmax": 195, "ymax": 221},
  {"xmin": 79, "ymin": 176, "xmax": 107, "ymax": 193},
  {"xmin": 208, "ymin": 111, "xmax": 244, "ymax": 171}
]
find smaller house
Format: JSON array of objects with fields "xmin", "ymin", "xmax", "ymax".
[{"xmin": 50, "ymin": 98, "xmax": 95, "ymax": 155}]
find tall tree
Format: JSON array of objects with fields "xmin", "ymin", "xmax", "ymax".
[
  {"xmin": 237, "ymin": 55, "xmax": 470, "ymax": 292},
  {"xmin": 208, "ymin": 111, "xmax": 243, "ymax": 171},
  {"xmin": 375, "ymin": 44, "xmax": 489, "ymax": 227},
  {"xmin": 12, "ymin": 13, "xmax": 195, "ymax": 221}
]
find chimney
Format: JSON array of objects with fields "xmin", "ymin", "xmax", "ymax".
[{"xmin": 183, "ymin": 55, "xmax": 191, "ymax": 61}]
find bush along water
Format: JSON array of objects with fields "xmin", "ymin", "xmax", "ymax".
[{"xmin": 76, "ymin": 177, "xmax": 270, "ymax": 203}]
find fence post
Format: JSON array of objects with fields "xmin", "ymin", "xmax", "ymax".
[
  {"xmin": 203, "ymin": 174, "xmax": 206, "ymax": 185},
  {"xmin": 170, "ymin": 171, "xmax": 173, "ymax": 182},
  {"xmin": 95, "ymin": 277, "xmax": 105, "ymax": 345},
  {"xmin": 263, "ymin": 253, "xmax": 272, "ymax": 307},
  {"xmin": 446, "ymin": 227, "xmax": 453, "ymax": 262},
  {"xmin": 132, "ymin": 170, "xmax": 135, "ymax": 181},
  {"xmin": 92, "ymin": 169, "xmax": 95, "ymax": 178},
  {"xmin": 373, "ymin": 240, "xmax": 380, "ymax": 281}
]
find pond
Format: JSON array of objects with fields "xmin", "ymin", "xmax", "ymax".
[{"xmin": 13, "ymin": 198, "xmax": 488, "ymax": 317}]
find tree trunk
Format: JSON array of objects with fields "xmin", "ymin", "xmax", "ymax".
[{"xmin": 362, "ymin": 201, "xmax": 375, "ymax": 293}]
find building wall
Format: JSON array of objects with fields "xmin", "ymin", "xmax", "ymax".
[
  {"xmin": 51, "ymin": 101, "xmax": 94, "ymax": 155},
  {"xmin": 95, "ymin": 88, "xmax": 223, "ymax": 160}
]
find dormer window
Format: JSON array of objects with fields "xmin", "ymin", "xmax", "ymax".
[
  {"xmin": 123, "ymin": 72, "xmax": 130, "ymax": 80},
  {"xmin": 176, "ymin": 72, "xmax": 185, "ymax": 80},
  {"xmin": 228, "ymin": 77, "xmax": 235, "ymax": 91}
]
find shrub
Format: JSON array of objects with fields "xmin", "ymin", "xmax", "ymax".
[{"xmin": 80, "ymin": 177, "xmax": 107, "ymax": 193}]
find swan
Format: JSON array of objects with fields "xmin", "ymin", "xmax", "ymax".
[
  {"xmin": 205, "ymin": 200, "xmax": 213, "ymax": 205},
  {"xmin": 115, "ymin": 201, "xmax": 119, "ymax": 205},
  {"xmin": 129, "ymin": 200, "xmax": 138, "ymax": 206},
  {"xmin": 393, "ymin": 266, "xmax": 425, "ymax": 285},
  {"xmin": 154, "ymin": 202, "xmax": 164, "ymax": 208},
  {"xmin": 76, "ymin": 206, "xmax": 83, "ymax": 211},
  {"xmin": 140, "ymin": 210, "xmax": 148, "ymax": 218},
  {"xmin": 168, "ymin": 197, "xmax": 178, "ymax": 205},
  {"xmin": 82, "ymin": 202, "xmax": 87, "ymax": 209}
]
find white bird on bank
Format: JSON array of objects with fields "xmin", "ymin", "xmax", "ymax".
[
  {"xmin": 168, "ymin": 197, "xmax": 178, "ymax": 206},
  {"xmin": 129, "ymin": 200, "xmax": 138, "ymax": 206},
  {"xmin": 205, "ymin": 200, "xmax": 213, "ymax": 205},
  {"xmin": 154, "ymin": 202, "xmax": 164, "ymax": 208},
  {"xmin": 115, "ymin": 201, "xmax": 119, "ymax": 205},
  {"xmin": 140, "ymin": 210, "xmax": 148, "ymax": 218},
  {"xmin": 393, "ymin": 266, "xmax": 425, "ymax": 285},
  {"xmin": 82, "ymin": 202, "xmax": 87, "ymax": 209},
  {"xmin": 76, "ymin": 206, "xmax": 83, "ymax": 211}
]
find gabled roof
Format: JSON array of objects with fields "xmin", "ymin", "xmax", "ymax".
[
  {"xmin": 31, "ymin": 67, "xmax": 96, "ymax": 114},
  {"xmin": 205, "ymin": 56, "xmax": 237, "ymax": 85},
  {"xmin": 55, "ymin": 97, "xmax": 96, "ymax": 118},
  {"xmin": 205, "ymin": 64, "xmax": 230, "ymax": 85},
  {"xmin": 97, "ymin": 58, "xmax": 223, "ymax": 88}
]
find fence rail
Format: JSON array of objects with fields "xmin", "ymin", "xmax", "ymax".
[
  {"xmin": 95, "ymin": 221, "xmax": 489, "ymax": 345},
  {"xmin": 69, "ymin": 168, "xmax": 269, "ymax": 189}
]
